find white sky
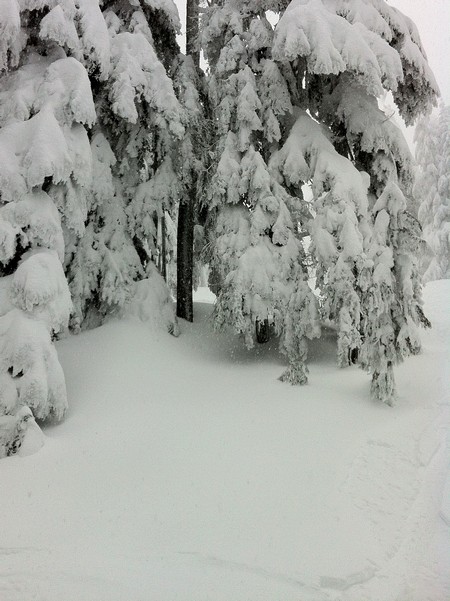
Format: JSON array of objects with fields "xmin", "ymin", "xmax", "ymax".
[{"xmin": 174, "ymin": 0, "xmax": 449, "ymax": 104}]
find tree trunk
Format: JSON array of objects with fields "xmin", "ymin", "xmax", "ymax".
[
  {"xmin": 161, "ymin": 209, "xmax": 167, "ymax": 281},
  {"xmin": 176, "ymin": 0, "xmax": 199, "ymax": 322},
  {"xmin": 186, "ymin": 0, "xmax": 200, "ymax": 66},
  {"xmin": 177, "ymin": 194, "xmax": 195, "ymax": 321},
  {"xmin": 256, "ymin": 319, "xmax": 270, "ymax": 344}
]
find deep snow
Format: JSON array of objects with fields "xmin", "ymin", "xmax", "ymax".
[{"xmin": 0, "ymin": 282, "xmax": 449, "ymax": 601}]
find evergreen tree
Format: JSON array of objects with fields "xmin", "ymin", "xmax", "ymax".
[
  {"xmin": 64, "ymin": 0, "xmax": 184, "ymax": 329},
  {"xmin": 202, "ymin": 1, "xmax": 320, "ymax": 384},
  {"xmin": 202, "ymin": 0, "xmax": 438, "ymax": 401},
  {"xmin": 0, "ymin": 1, "xmax": 97, "ymax": 419},
  {"xmin": 0, "ymin": 0, "xmax": 184, "ymax": 419},
  {"xmin": 415, "ymin": 103, "xmax": 450, "ymax": 283}
]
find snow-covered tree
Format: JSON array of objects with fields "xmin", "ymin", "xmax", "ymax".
[
  {"xmin": 0, "ymin": 0, "xmax": 185, "ymax": 422},
  {"xmin": 0, "ymin": 3, "xmax": 98, "ymax": 419},
  {"xmin": 415, "ymin": 103, "xmax": 450, "ymax": 283},
  {"xmin": 63, "ymin": 0, "xmax": 185, "ymax": 329},
  {"xmin": 202, "ymin": 2, "xmax": 320, "ymax": 383},
  {"xmin": 202, "ymin": 0, "xmax": 438, "ymax": 401}
]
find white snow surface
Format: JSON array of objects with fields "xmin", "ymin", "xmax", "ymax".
[{"xmin": 0, "ymin": 281, "xmax": 449, "ymax": 601}]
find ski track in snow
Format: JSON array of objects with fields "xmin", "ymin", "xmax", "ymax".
[{"xmin": 0, "ymin": 282, "xmax": 449, "ymax": 600}]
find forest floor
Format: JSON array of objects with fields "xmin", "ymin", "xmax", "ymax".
[{"xmin": 0, "ymin": 281, "xmax": 449, "ymax": 601}]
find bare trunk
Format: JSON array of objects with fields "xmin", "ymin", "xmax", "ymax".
[
  {"xmin": 161, "ymin": 210, "xmax": 167, "ymax": 281},
  {"xmin": 176, "ymin": 0, "xmax": 199, "ymax": 322},
  {"xmin": 177, "ymin": 193, "xmax": 195, "ymax": 321},
  {"xmin": 256, "ymin": 319, "xmax": 270, "ymax": 344}
]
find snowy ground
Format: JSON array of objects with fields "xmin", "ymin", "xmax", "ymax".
[{"xmin": 1, "ymin": 282, "xmax": 449, "ymax": 601}]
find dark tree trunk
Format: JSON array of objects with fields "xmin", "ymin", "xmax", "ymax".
[
  {"xmin": 176, "ymin": 0, "xmax": 199, "ymax": 322},
  {"xmin": 161, "ymin": 210, "xmax": 167, "ymax": 281},
  {"xmin": 256, "ymin": 319, "xmax": 270, "ymax": 344},
  {"xmin": 133, "ymin": 235, "xmax": 149, "ymax": 269},
  {"xmin": 177, "ymin": 195, "xmax": 195, "ymax": 321}
]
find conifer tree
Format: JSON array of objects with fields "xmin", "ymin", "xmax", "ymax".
[
  {"xmin": 0, "ymin": 0, "xmax": 185, "ymax": 420},
  {"xmin": 0, "ymin": 1, "xmax": 97, "ymax": 419},
  {"xmin": 202, "ymin": 1, "xmax": 320, "ymax": 384},
  {"xmin": 202, "ymin": 0, "xmax": 438, "ymax": 400},
  {"xmin": 415, "ymin": 103, "xmax": 450, "ymax": 283},
  {"xmin": 64, "ymin": 0, "xmax": 184, "ymax": 328}
]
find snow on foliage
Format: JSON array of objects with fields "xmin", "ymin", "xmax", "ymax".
[
  {"xmin": 40, "ymin": 5, "xmax": 81, "ymax": 57},
  {"xmin": 359, "ymin": 181, "xmax": 425, "ymax": 404},
  {"xmin": 143, "ymin": 0, "xmax": 181, "ymax": 32},
  {"xmin": 0, "ymin": 0, "xmax": 441, "ymax": 437},
  {"xmin": 36, "ymin": 57, "xmax": 96, "ymax": 127},
  {"xmin": 0, "ymin": 0, "xmax": 185, "ymax": 425},
  {"xmin": 109, "ymin": 30, "xmax": 183, "ymax": 134},
  {"xmin": 0, "ymin": 54, "xmax": 94, "ymax": 198},
  {"xmin": 66, "ymin": 132, "xmax": 141, "ymax": 330},
  {"xmin": 322, "ymin": 82, "xmax": 414, "ymax": 186},
  {"xmin": 0, "ymin": 309, "xmax": 67, "ymax": 421},
  {"xmin": 64, "ymin": 1, "xmax": 184, "ymax": 327},
  {"xmin": 202, "ymin": 0, "xmax": 438, "ymax": 402},
  {"xmin": 11, "ymin": 250, "xmax": 72, "ymax": 333},
  {"xmin": 415, "ymin": 103, "xmax": 450, "ymax": 283},
  {"xmin": 271, "ymin": 110, "xmax": 369, "ymax": 211},
  {"xmin": 273, "ymin": 0, "xmax": 387, "ymax": 96},
  {"xmin": 203, "ymin": 4, "xmax": 319, "ymax": 383},
  {"xmin": 77, "ymin": 0, "xmax": 111, "ymax": 78},
  {"xmin": 0, "ymin": 190, "xmax": 64, "ymax": 262},
  {"xmin": 0, "ymin": 405, "xmax": 37, "ymax": 458},
  {"xmin": 0, "ymin": 0, "xmax": 21, "ymax": 71},
  {"xmin": 0, "ymin": 24, "xmax": 95, "ymax": 421},
  {"xmin": 272, "ymin": 0, "xmax": 438, "ymax": 123}
]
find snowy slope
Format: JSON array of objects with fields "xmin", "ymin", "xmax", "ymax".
[{"xmin": 0, "ymin": 282, "xmax": 449, "ymax": 601}]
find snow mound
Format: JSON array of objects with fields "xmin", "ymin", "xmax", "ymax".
[
  {"xmin": 18, "ymin": 418, "xmax": 45, "ymax": 457},
  {"xmin": 124, "ymin": 265, "xmax": 179, "ymax": 335}
]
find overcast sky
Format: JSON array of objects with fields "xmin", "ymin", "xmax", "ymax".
[{"xmin": 174, "ymin": 0, "xmax": 449, "ymax": 104}]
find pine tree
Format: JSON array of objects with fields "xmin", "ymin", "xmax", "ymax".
[
  {"xmin": 415, "ymin": 103, "xmax": 450, "ymax": 283},
  {"xmin": 0, "ymin": 0, "xmax": 185, "ymax": 419},
  {"xmin": 64, "ymin": 0, "xmax": 185, "ymax": 329},
  {"xmin": 202, "ymin": 1, "xmax": 320, "ymax": 384},
  {"xmin": 202, "ymin": 0, "xmax": 438, "ymax": 400},
  {"xmin": 0, "ymin": 2, "xmax": 97, "ymax": 419}
]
